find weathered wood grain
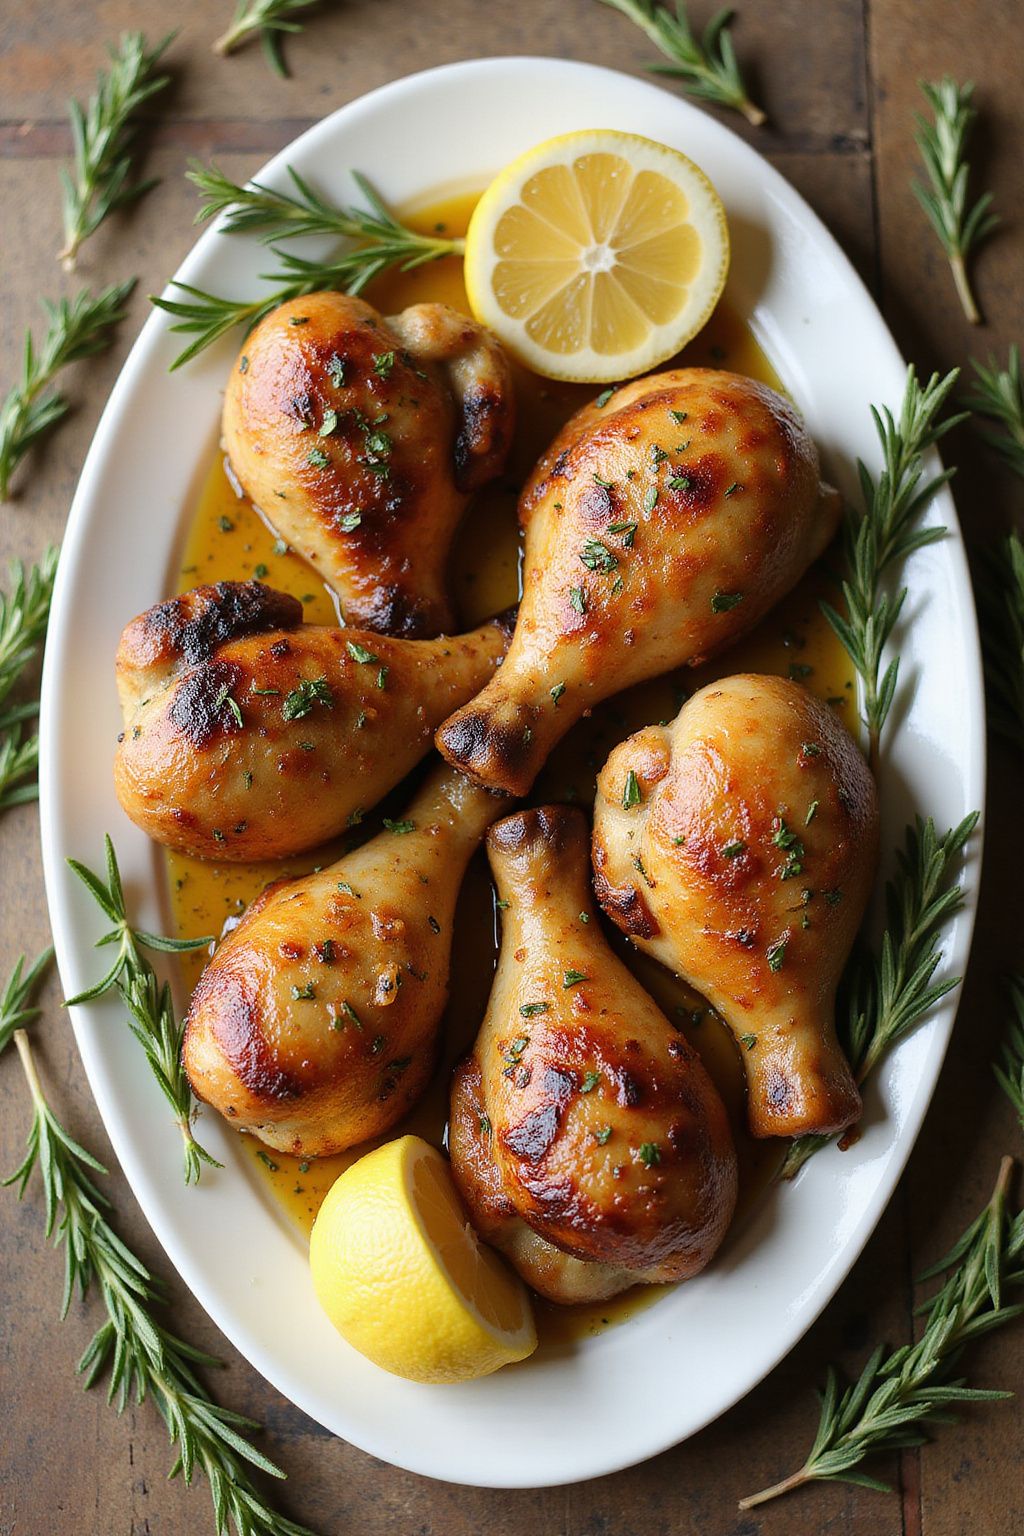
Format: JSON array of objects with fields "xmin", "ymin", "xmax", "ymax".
[{"xmin": 0, "ymin": 1, "xmax": 1021, "ymax": 1532}]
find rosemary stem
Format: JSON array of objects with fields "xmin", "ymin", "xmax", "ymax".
[
  {"xmin": 211, "ymin": 23, "xmax": 245, "ymax": 56},
  {"xmin": 739, "ymin": 98, "xmax": 767, "ymax": 127},
  {"xmin": 14, "ymin": 1027, "xmax": 44, "ymax": 1108},
  {"xmin": 950, "ymin": 252, "xmax": 982, "ymax": 325},
  {"xmin": 737, "ymin": 1468, "xmax": 810, "ymax": 1510}
]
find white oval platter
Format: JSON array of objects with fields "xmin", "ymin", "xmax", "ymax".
[{"xmin": 38, "ymin": 57, "xmax": 984, "ymax": 1488}]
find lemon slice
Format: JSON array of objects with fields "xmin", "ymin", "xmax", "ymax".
[
  {"xmin": 463, "ymin": 129, "xmax": 730, "ymax": 383},
  {"xmin": 309, "ymin": 1136, "xmax": 536, "ymax": 1383}
]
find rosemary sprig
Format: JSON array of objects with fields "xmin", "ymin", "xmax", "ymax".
[
  {"xmin": 822, "ymin": 367, "xmax": 964, "ymax": 771},
  {"xmin": 58, "ymin": 31, "xmax": 173, "ymax": 271},
  {"xmin": 1, "ymin": 1000, "xmax": 314, "ymax": 1536},
  {"xmin": 65, "ymin": 836, "xmax": 217, "ymax": 1185},
  {"xmin": 781, "ymin": 815, "xmax": 977, "ymax": 1180},
  {"xmin": 913, "ymin": 77, "xmax": 998, "ymax": 325},
  {"xmin": 965, "ymin": 346, "xmax": 1024, "ymax": 480},
  {"xmin": 213, "ymin": 0, "xmax": 322, "ymax": 78},
  {"xmin": 0, "ymin": 949, "xmax": 53, "ymax": 1054},
  {"xmin": 152, "ymin": 171, "xmax": 464, "ymax": 369},
  {"xmin": 0, "ymin": 547, "xmax": 59, "ymax": 809},
  {"xmin": 740, "ymin": 1156, "xmax": 1022, "ymax": 1509},
  {"xmin": 995, "ymin": 978, "xmax": 1024, "ymax": 1134},
  {"xmin": 0, "ymin": 283, "xmax": 135, "ymax": 499},
  {"xmin": 597, "ymin": 0, "xmax": 765, "ymax": 126}
]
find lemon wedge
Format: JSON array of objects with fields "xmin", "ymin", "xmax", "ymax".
[
  {"xmin": 463, "ymin": 129, "xmax": 730, "ymax": 383},
  {"xmin": 309, "ymin": 1135, "xmax": 537, "ymax": 1383}
]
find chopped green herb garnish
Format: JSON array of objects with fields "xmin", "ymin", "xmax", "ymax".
[
  {"xmin": 581, "ymin": 1070, "xmax": 602, "ymax": 1093},
  {"xmin": 291, "ymin": 982, "xmax": 316, "ymax": 1000},
  {"xmin": 282, "ymin": 676, "xmax": 334, "ymax": 720},
  {"xmin": 622, "ymin": 769, "xmax": 642, "ymax": 811},
  {"xmin": 569, "ymin": 586, "xmax": 588, "ymax": 614},
  {"xmin": 643, "ymin": 486, "xmax": 658, "ymax": 513},
  {"xmin": 307, "ymin": 447, "xmax": 330, "ymax": 468},
  {"xmin": 668, "ymin": 475, "xmax": 691, "ymax": 491},
  {"xmin": 722, "ymin": 840, "xmax": 746, "ymax": 858},
  {"xmin": 256, "ymin": 1150, "xmax": 279, "ymax": 1171},
  {"xmin": 318, "ymin": 408, "xmax": 338, "ymax": 438},
  {"xmin": 806, "ymin": 800, "xmax": 819, "ymax": 825},
  {"xmin": 711, "ymin": 590, "xmax": 744, "ymax": 612},
  {"xmin": 383, "ymin": 818, "xmax": 415, "ymax": 835},
  {"xmin": 372, "ymin": 350, "xmax": 395, "ymax": 377},
  {"xmin": 580, "ymin": 539, "xmax": 617, "ymax": 573},
  {"xmin": 218, "ymin": 515, "xmax": 234, "ymax": 532},
  {"xmin": 346, "ymin": 641, "xmax": 378, "ymax": 665},
  {"xmin": 766, "ymin": 939, "xmax": 787, "ymax": 972},
  {"xmin": 520, "ymin": 1002, "xmax": 548, "ymax": 1018},
  {"xmin": 563, "ymin": 969, "xmax": 587, "ymax": 988},
  {"xmin": 595, "ymin": 388, "xmax": 615, "ymax": 407},
  {"xmin": 638, "ymin": 1142, "xmax": 661, "ymax": 1167},
  {"xmin": 592, "ymin": 474, "xmax": 615, "ymax": 489},
  {"xmin": 595, "ymin": 1125, "xmax": 613, "ymax": 1145},
  {"xmin": 740, "ymin": 1033, "xmax": 757, "ymax": 1050},
  {"xmin": 550, "ymin": 681, "xmax": 566, "ymax": 705},
  {"xmin": 326, "ymin": 352, "xmax": 345, "ymax": 387}
]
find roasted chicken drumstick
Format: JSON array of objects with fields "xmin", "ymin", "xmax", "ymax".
[
  {"xmin": 437, "ymin": 369, "xmax": 840, "ymax": 796},
  {"xmin": 592, "ymin": 674, "xmax": 879, "ymax": 1139},
  {"xmin": 114, "ymin": 580, "xmax": 511, "ymax": 861},
  {"xmin": 222, "ymin": 293, "xmax": 515, "ymax": 637},
  {"xmin": 449, "ymin": 806, "xmax": 738, "ymax": 1304},
  {"xmin": 183, "ymin": 765, "xmax": 502, "ymax": 1157}
]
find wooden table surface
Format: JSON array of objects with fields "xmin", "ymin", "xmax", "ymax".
[{"xmin": 1, "ymin": 2, "xmax": 1022, "ymax": 1532}]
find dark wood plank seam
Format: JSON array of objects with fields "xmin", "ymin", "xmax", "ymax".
[{"xmin": 862, "ymin": 0, "xmax": 885, "ymax": 301}]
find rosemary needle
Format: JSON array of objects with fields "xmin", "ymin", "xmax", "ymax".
[
  {"xmin": 995, "ymin": 978, "xmax": 1024, "ymax": 1135},
  {"xmin": 59, "ymin": 31, "xmax": 174, "ymax": 271},
  {"xmin": 741, "ymin": 1155, "xmax": 1023, "ymax": 1509},
  {"xmin": 0, "ymin": 283, "xmax": 135, "ymax": 500},
  {"xmin": 597, "ymin": 0, "xmax": 765, "ymax": 126},
  {"xmin": 822, "ymin": 366, "xmax": 964, "ymax": 772},
  {"xmin": 153, "ymin": 170, "xmax": 464, "ymax": 369},
  {"xmin": 0, "ymin": 547, "xmax": 59, "ymax": 812},
  {"xmin": 213, "ymin": 0, "xmax": 323, "ymax": 78},
  {"xmin": 913, "ymin": 77, "xmax": 999, "ymax": 325},
  {"xmin": 65, "ymin": 835, "xmax": 218, "ymax": 1185},
  {"xmin": 1, "ymin": 966, "xmax": 315, "ymax": 1536},
  {"xmin": 965, "ymin": 345, "xmax": 1024, "ymax": 481},
  {"xmin": 781, "ymin": 814, "xmax": 977, "ymax": 1181}
]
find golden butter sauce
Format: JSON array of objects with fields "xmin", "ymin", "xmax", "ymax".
[{"xmin": 166, "ymin": 192, "xmax": 856, "ymax": 1345}]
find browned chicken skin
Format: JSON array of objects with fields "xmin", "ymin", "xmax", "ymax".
[
  {"xmin": 591, "ymin": 675, "xmax": 879, "ymax": 1138},
  {"xmin": 182, "ymin": 765, "xmax": 503, "ymax": 1157},
  {"xmin": 221, "ymin": 293, "xmax": 515, "ymax": 637},
  {"xmin": 449, "ymin": 806, "xmax": 738, "ymax": 1304},
  {"xmin": 435, "ymin": 368, "xmax": 841, "ymax": 797},
  {"xmin": 114, "ymin": 581, "xmax": 511, "ymax": 861}
]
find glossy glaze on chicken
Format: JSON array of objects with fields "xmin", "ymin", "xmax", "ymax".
[
  {"xmin": 183, "ymin": 766, "xmax": 502, "ymax": 1157},
  {"xmin": 449, "ymin": 806, "xmax": 738, "ymax": 1303},
  {"xmin": 222, "ymin": 292, "xmax": 515, "ymax": 637},
  {"xmin": 436, "ymin": 369, "xmax": 841, "ymax": 796},
  {"xmin": 592, "ymin": 675, "xmax": 878, "ymax": 1138},
  {"xmin": 114, "ymin": 580, "xmax": 512, "ymax": 860}
]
